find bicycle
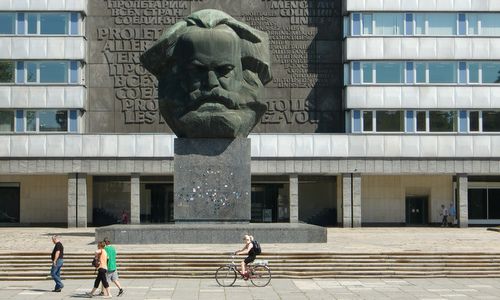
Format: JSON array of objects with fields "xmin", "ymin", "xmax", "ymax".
[{"xmin": 215, "ymin": 255, "xmax": 271, "ymax": 287}]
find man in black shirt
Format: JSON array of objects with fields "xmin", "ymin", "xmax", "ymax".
[{"xmin": 50, "ymin": 235, "xmax": 64, "ymax": 292}]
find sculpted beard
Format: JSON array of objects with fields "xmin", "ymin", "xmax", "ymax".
[{"xmin": 158, "ymin": 70, "xmax": 267, "ymax": 137}]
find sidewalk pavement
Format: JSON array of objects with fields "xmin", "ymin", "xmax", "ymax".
[
  {"xmin": 0, "ymin": 278, "xmax": 499, "ymax": 299},
  {"xmin": 0, "ymin": 227, "xmax": 499, "ymax": 254}
]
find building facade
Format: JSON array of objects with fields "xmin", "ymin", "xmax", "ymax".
[{"xmin": 0, "ymin": 0, "xmax": 499, "ymax": 228}]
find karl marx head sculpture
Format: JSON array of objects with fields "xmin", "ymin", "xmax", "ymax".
[{"xmin": 140, "ymin": 9, "xmax": 272, "ymax": 138}]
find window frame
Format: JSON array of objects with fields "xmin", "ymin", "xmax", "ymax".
[
  {"xmin": 25, "ymin": 12, "xmax": 71, "ymax": 36},
  {"xmin": 24, "ymin": 109, "xmax": 70, "ymax": 133},
  {"xmin": 0, "ymin": 12, "xmax": 17, "ymax": 35},
  {"xmin": 24, "ymin": 61, "xmax": 71, "ymax": 84}
]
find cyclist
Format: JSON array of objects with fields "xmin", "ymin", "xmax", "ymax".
[{"xmin": 234, "ymin": 234, "xmax": 256, "ymax": 279}]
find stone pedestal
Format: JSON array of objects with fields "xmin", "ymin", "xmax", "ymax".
[{"xmin": 174, "ymin": 138, "xmax": 251, "ymax": 223}]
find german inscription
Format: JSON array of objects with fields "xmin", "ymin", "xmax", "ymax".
[{"xmin": 88, "ymin": 0, "xmax": 342, "ymax": 133}]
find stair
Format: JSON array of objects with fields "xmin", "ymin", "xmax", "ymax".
[{"xmin": 1, "ymin": 252, "xmax": 500, "ymax": 280}]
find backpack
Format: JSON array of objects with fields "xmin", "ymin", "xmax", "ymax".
[
  {"xmin": 252, "ymin": 240, "xmax": 262, "ymax": 255},
  {"xmin": 91, "ymin": 257, "xmax": 100, "ymax": 268}
]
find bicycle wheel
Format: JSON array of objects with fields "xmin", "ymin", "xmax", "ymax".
[
  {"xmin": 215, "ymin": 266, "xmax": 237, "ymax": 287},
  {"xmin": 250, "ymin": 265, "xmax": 271, "ymax": 287}
]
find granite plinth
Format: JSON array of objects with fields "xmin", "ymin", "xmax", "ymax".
[
  {"xmin": 174, "ymin": 138, "xmax": 251, "ymax": 222},
  {"xmin": 95, "ymin": 223, "xmax": 326, "ymax": 244}
]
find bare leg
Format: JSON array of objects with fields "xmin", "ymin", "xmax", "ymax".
[
  {"xmin": 113, "ymin": 280, "xmax": 122, "ymax": 289},
  {"xmin": 240, "ymin": 261, "xmax": 246, "ymax": 274}
]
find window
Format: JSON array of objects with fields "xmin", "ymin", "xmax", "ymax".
[
  {"xmin": 25, "ymin": 110, "xmax": 68, "ymax": 132},
  {"xmin": 480, "ymin": 14, "xmax": 500, "ymax": 36},
  {"xmin": 26, "ymin": 13, "xmax": 69, "ymax": 35},
  {"xmin": 468, "ymin": 63, "xmax": 480, "ymax": 83},
  {"xmin": 469, "ymin": 111, "xmax": 479, "ymax": 132},
  {"xmin": 468, "ymin": 189, "xmax": 487, "ymax": 219},
  {"xmin": 467, "ymin": 14, "xmax": 479, "ymax": 35},
  {"xmin": 376, "ymin": 111, "xmax": 404, "ymax": 132},
  {"xmin": 375, "ymin": 62, "xmax": 404, "ymax": 83},
  {"xmin": 0, "ymin": 13, "xmax": 15, "ymax": 34},
  {"xmin": 0, "ymin": 61, "xmax": 14, "ymax": 83},
  {"xmin": 0, "ymin": 111, "xmax": 14, "ymax": 132},
  {"xmin": 415, "ymin": 14, "xmax": 425, "ymax": 35},
  {"xmin": 25, "ymin": 62, "xmax": 69, "ymax": 83},
  {"xmin": 429, "ymin": 111, "xmax": 457, "ymax": 132},
  {"xmin": 373, "ymin": 13, "xmax": 403, "ymax": 35},
  {"xmin": 482, "ymin": 111, "xmax": 500, "ymax": 132},
  {"xmin": 362, "ymin": 111, "xmax": 373, "ymax": 131},
  {"xmin": 415, "ymin": 63, "xmax": 426, "ymax": 83},
  {"xmin": 362, "ymin": 63, "xmax": 373, "ymax": 83},
  {"xmin": 362, "ymin": 14, "xmax": 372, "ymax": 35},
  {"xmin": 428, "ymin": 62, "xmax": 457, "ymax": 83},
  {"xmin": 416, "ymin": 111, "xmax": 427, "ymax": 132},
  {"xmin": 427, "ymin": 13, "xmax": 456, "ymax": 35},
  {"xmin": 481, "ymin": 63, "xmax": 500, "ymax": 84}
]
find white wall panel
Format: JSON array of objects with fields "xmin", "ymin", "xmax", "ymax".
[
  {"xmin": 345, "ymin": 0, "xmax": 499, "ymax": 11},
  {"xmin": 346, "ymin": 38, "xmax": 500, "ymax": 60},
  {"xmin": 0, "ymin": 37, "xmax": 86, "ymax": 60},
  {"xmin": 2, "ymin": 134, "xmax": 500, "ymax": 159},
  {"xmin": 0, "ymin": 86, "xmax": 86, "ymax": 109},
  {"xmin": 0, "ymin": 0, "xmax": 86, "ymax": 11},
  {"xmin": 346, "ymin": 86, "xmax": 500, "ymax": 109}
]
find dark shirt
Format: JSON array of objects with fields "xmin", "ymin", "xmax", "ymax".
[{"xmin": 51, "ymin": 242, "xmax": 64, "ymax": 261}]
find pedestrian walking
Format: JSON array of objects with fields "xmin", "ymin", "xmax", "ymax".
[
  {"xmin": 50, "ymin": 235, "xmax": 64, "ymax": 292},
  {"xmin": 100, "ymin": 238, "xmax": 124, "ymax": 297},
  {"xmin": 440, "ymin": 204, "xmax": 449, "ymax": 227},
  {"xmin": 86, "ymin": 241, "xmax": 111, "ymax": 298},
  {"xmin": 449, "ymin": 202, "xmax": 457, "ymax": 226}
]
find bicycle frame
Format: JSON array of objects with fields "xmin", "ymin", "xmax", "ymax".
[{"xmin": 215, "ymin": 255, "xmax": 271, "ymax": 287}]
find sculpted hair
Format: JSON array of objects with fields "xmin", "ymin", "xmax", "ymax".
[{"xmin": 140, "ymin": 9, "xmax": 272, "ymax": 85}]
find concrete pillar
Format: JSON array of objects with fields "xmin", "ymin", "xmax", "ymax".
[
  {"xmin": 457, "ymin": 174, "xmax": 468, "ymax": 228},
  {"xmin": 289, "ymin": 174, "xmax": 299, "ymax": 223},
  {"xmin": 342, "ymin": 173, "xmax": 362, "ymax": 228},
  {"xmin": 342, "ymin": 174, "xmax": 352, "ymax": 228},
  {"xmin": 76, "ymin": 174, "xmax": 87, "ymax": 227},
  {"xmin": 130, "ymin": 173, "xmax": 140, "ymax": 224},
  {"xmin": 68, "ymin": 173, "xmax": 87, "ymax": 228},
  {"xmin": 352, "ymin": 173, "xmax": 362, "ymax": 228}
]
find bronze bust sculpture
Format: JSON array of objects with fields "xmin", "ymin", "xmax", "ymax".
[{"xmin": 140, "ymin": 9, "xmax": 272, "ymax": 138}]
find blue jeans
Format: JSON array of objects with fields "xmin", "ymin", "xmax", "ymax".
[{"xmin": 50, "ymin": 259, "xmax": 64, "ymax": 289}]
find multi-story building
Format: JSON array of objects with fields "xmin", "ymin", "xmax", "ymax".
[{"xmin": 0, "ymin": 0, "xmax": 499, "ymax": 228}]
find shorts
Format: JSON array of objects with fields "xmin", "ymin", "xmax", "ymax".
[
  {"xmin": 244, "ymin": 255, "xmax": 256, "ymax": 265},
  {"xmin": 106, "ymin": 270, "xmax": 119, "ymax": 282}
]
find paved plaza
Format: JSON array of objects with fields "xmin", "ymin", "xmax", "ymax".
[
  {"xmin": 1, "ymin": 278, "xmax": 500, "ymax": 300},
  {"xmin": 0, "ymin": 227, "xmax": 499, "ymax": 254}
]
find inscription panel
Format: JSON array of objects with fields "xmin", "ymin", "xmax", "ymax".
[{"xmin": 87, "ymin": 0, "xmax": 343, "ymax": 133}]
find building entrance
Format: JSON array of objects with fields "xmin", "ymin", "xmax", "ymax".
[
  {"xmin": 0, "ymin": 186, "xmax": 20, "ymax": 223},
  {"xmin": 405, "ymin": 196, "xmax": 428, "ymax": 225},
  {"xmin": 142, "ymin": 184, "xmax": 173, "ymax": 223}
]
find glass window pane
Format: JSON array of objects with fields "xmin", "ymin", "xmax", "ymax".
[
  {"xmin": 375, "ymin": 62, "xmax": 403, "ymax": 83},
  {"xmin": 373, "ymin": 13, "xmax": 403, "ymax": 35},
  {"xmin": 428, "ymin": 62, "xmax": 456, "ymax": 83},
  {"xmin": 0, "ymin": 13, "xmax": 15, "ymax": 34},
  {"xmin": 427, "ymin": 13, "xmax": 456, "ymax": 35},
  {"xmin": 468, "ymin": 14, "xmax": 479, "ymax": 35},
  {"xmin": 362, "ymin": 14, "xmax": 372, "ymax": 35},
  {"xmin": 363, "ymin": 111, "xmax": 372, "ymax": 131},
  {"xmin": 26, "ymin": 111, "xmax": 36, "ymax": 132},
  {"xmin": 0, "ymin": 61, "xmax": 14, "ymax": 83},
  {"xmin": 0, "ymin": 111, "xmax": 14, "ymax": 132},
  {"xmin": 429, "ymin": 111, "xmax": 457, "ymax": 132},
  {"xmin": 468, "ymin": 63, "xmax": 479, "ymax": 83},
  {"xmin": 482, "ymin": 111, "xmax": 500, "ymax": 132},
  {"xmin": 26, "ymin": 63, "xmax": 37, "ymax": 83},
  {"xmin": 481, "ymin": 63, "xmax": 500, "ymax": 84},
  {"xmin": 39, "ymin": 110, "xmax": 67, "ymax": 132},
  {"xmin": 480, "ymin": 14, "xmax": 500, "ymax": 36},
  {"xmin": 469, "ymin": 111, "xmax": 479, "ymax": 132},
  {"xmin": 27, "ymin": 14, "xmax": 37, "ymax": 34},
  {"xmin": 39, "ymin": 62, "xmax": 67, "ymax": 83},
  {"xmin": 468, "ymin": 189, "xmax": 487, "ymax": 219},
  {"xmin": 415, "ymin": 14, "xmax": 425, "ymax": 35},
  {"xmin": 362, "ymin": 63, "xmax": 373, "ymax": 83},
  {"xmin": 40, "ymin": 13, "xmax": 68, "ymax": 34},
  {"xmin": 416, "ymin": 111, "xmax": 426, "ymax": 131},
  {"xmin": 376, "ymin": 111, "xmax": 404, "ymax": 132},
  {"xmin": 416, "ymin": 63, "xmax": 426, "ymax": 83},
  {"xmin": 488, "ymin": 189, "xmax": 500, "ymax": 219}
]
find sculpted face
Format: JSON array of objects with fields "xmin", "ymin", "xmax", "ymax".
[{"xmin": 141, "ymin": 9, "xmax": 272, "ymax": 138}]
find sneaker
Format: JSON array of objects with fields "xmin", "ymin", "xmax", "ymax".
[
  {"xmin": 53, "ymin": 288, "xmax": 62, "ymax": 292},
  {"xmin": 117, "ymin": 289, "xmax": 124, "ymax": 297}
]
